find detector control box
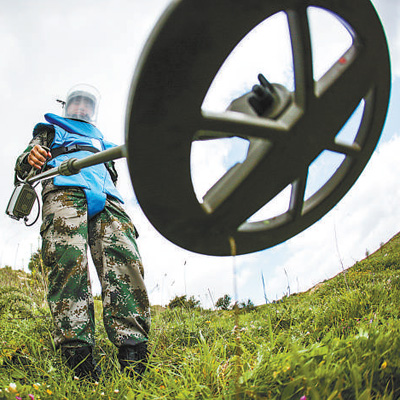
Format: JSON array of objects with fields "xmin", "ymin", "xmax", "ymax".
[{"xmin": 6, "ymin": 182, "xmax": 37, "ymax": 221}]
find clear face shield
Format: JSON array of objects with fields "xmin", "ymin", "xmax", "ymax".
[{"xmin": 63, "ymin": 84, "xmax": 100, "ymax": 124}]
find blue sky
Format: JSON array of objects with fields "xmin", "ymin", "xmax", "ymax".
[{"xmin": 0, "ymin": 0, "xmax": 399, "ymax": 307}]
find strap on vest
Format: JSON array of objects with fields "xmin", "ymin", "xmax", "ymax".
[{"xmin": 51, "ymin": 144, "xmax": 100, "ymax": 158}]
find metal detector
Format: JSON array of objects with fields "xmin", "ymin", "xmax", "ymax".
[{"xmin": 9, "ymin": 0, "xmax": 391, "ymax": 256}]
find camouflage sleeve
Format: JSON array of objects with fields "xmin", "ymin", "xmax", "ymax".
[{"xmin": 14, "ymin": 123, "xmax": 55, "ymax": 182}]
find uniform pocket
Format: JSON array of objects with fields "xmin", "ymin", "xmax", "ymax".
[
  {"xmin": 40, "ymin": 213, "xmax": 54, "ymax": 267},
  {"xmin": 40, "ymin": 213, "xmax": 54, "ymax": 237},
  {"xmin": 108, "ymin": 197, "xmax": 139, "ymax": 238}
]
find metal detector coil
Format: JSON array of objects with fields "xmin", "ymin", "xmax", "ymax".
[{"xmin": 125, "ymin": 0, "xmax": 391, "ymax": 256}]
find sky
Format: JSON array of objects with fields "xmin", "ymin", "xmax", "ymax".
[{"xmin": 0, "ymin": 0, "xmax": 400, "ymax": 308}]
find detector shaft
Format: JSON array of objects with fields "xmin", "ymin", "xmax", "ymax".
[{"xmin": 27, "ymin": 144, "xmax": 127, "ymax": 185}]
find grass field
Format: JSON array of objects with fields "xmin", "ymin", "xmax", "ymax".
[{"xmin": 1, "ymin": 233, "xmax": 400, "ymax": 399}]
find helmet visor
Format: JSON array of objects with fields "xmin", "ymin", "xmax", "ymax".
[{"xmin": 64, "ymin": 84, "xmax": 100, "ymax": 124}]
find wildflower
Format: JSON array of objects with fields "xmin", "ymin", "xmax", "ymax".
[
  {"xmin": 33, "ymin": 384, "xmax": 41, "ymax": 390},
  {"xmin": 381, "ymin": 361, "xmax": 388, "ymax": 369},
  {"xmin": 114, "ymin": 390, "xmax": 119, "ymax": 394},
  {"xmin": 300, "ymin": 396, "xmax": 307, "ymax": 400},
  {"xmin": 160, "ymin": 385, "xmax": 166, "ymax": 390},
  {"xmin": 46, "ymin": 389, "xmax": 52, "ymax": 395},
  {"xmin": 8, "ymin": 383, "xmax": 17, "ymax": 393},
  {"xmin": 205, "ymin": 321, "xmax": 211, "ymax": 324},
  {"xmin": 29, "ymin": 395, "xmax": 35, "ymax": 400},
  {"xmin": 16, "ymin": 397, "xmax": 22, "ymax": 400}
]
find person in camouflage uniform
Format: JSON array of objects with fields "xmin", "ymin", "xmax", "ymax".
[{"xmin": 14, "ymin": 84, "xmax": 150, "ymax": 380}]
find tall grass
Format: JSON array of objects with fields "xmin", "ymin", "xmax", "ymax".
[{"xmin": 1, "ymin": 233, "xmax": 400, "ymax": 398}]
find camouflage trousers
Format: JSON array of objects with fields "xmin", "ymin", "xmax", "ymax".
[{"xmin": 40, "ymin": 188, "xmax": 150, "ymax": 349}]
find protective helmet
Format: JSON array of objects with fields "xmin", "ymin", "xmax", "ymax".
[{"xmin": 63, "ymin": 84, "xmax": 100, "ymax": 124}]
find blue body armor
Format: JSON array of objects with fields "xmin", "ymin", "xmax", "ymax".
[{"xmin": 44, "ymin": 113, "xmax": 124, "ymax": 218}]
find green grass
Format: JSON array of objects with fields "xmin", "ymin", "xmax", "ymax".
[{"xmin": 1, "ymin": 233, "xmax": 400, "ymax": 399}]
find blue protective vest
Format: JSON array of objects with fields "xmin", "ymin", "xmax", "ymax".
[{"xmin": 44, "ymin": 113, "xmax": 124, "ymax": 219}]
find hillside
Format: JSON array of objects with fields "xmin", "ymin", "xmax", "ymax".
[{"xmin": 0, "ymin": 232, "xmax": 400, "ymax": 399}]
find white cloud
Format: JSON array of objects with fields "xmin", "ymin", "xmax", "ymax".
[{"xmin": 373, "ymin": 0, "xmax": 400, "ymax": 77}]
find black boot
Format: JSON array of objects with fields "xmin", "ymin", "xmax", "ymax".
[
  {"xmin": 118, "ymin": 342, "xmax": 149, "ymax": 378},
  {"xmin": 63, "ymin": 346, "xmax": 101, "ymax": 382}
]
